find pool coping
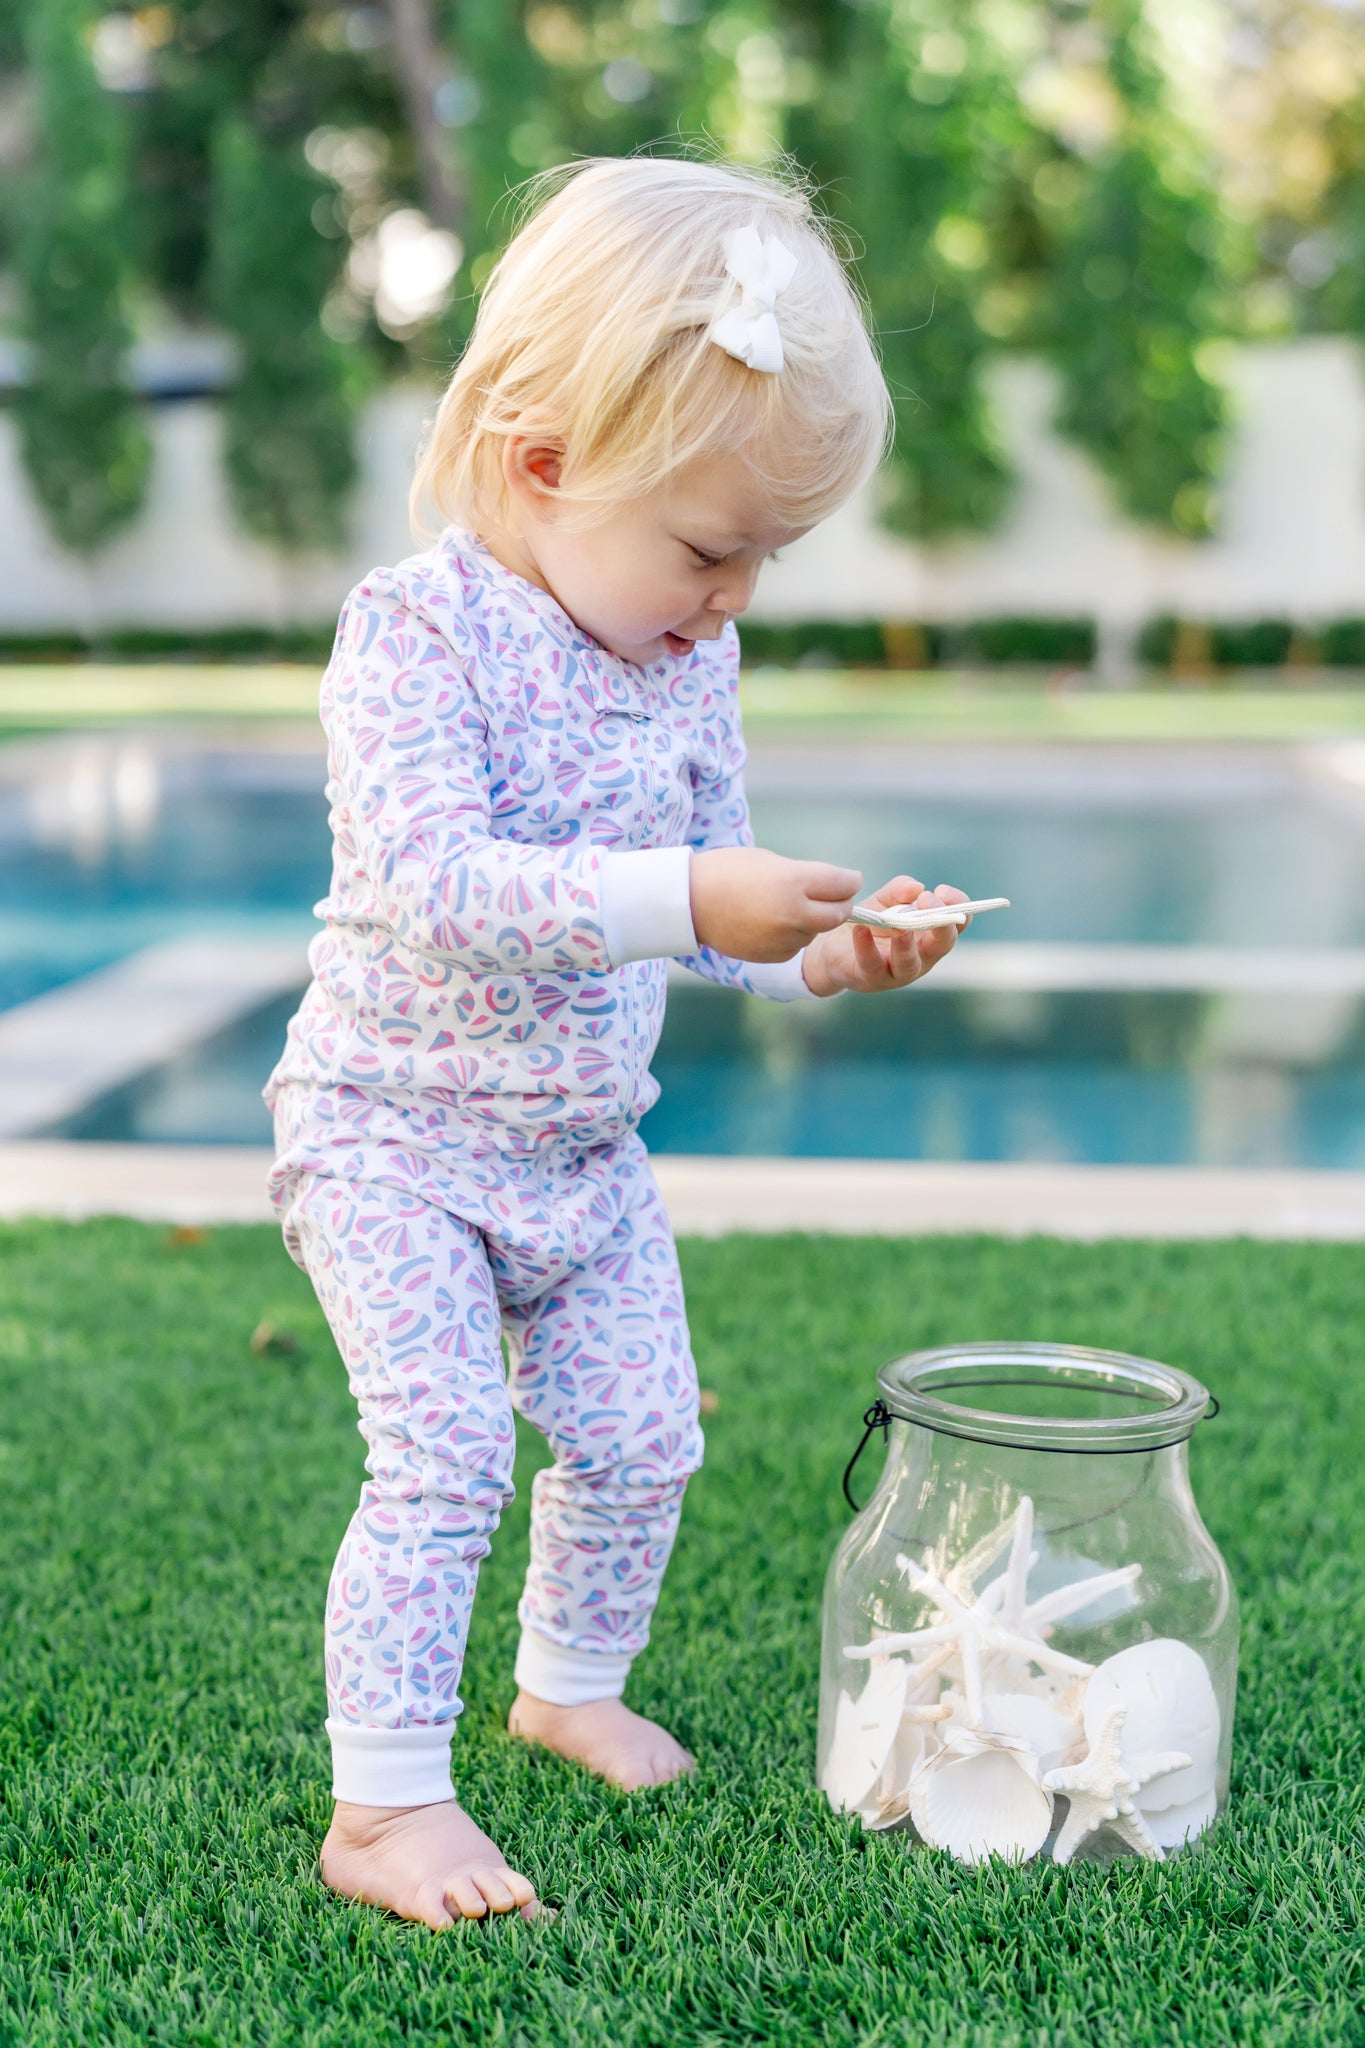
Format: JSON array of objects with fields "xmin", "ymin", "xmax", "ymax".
[
  {"xmin": 0, "ymin": 937, "xmax": 311, "ymax": 1138},
  {"xmin": 2, "ymin": 1142, "xmax": 1362, "ymax": 1240}
]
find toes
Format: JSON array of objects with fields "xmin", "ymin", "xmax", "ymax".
[
  {"xmin": 411, "ymin": 1881, "xmax": 456, "ymax": 1931},
  {"xmin": 503, "ymin": 1868, "xmax": 539, "ymax": 1912},
  {"xmin": 448, "ymin": 1864, "xmax": 539, "ymax": 1919},
  {"xmin": 650, "ymin": 1745, "xmax": 695, "ymax": 1785},
  {"xmin": 471, "ymin": 1865, "xmax": 519, "ymax": 1915},
  {"xmin": 445, "ymin": 1872, "xmax": 490, "ymax": 1920}
]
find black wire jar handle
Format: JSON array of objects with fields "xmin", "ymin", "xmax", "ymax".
[{"xmin": 841, "ymin": 1391, "xmax": 1221, "ymax": 1514}]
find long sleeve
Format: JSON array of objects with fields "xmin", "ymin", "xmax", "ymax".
[
  {"xmin": 320, "ymin": 578, "xmax": 614, "ymax": 975},
  {"xmin": 671, "ymin": 631, "xmax": 820, "ymax": 1003}
]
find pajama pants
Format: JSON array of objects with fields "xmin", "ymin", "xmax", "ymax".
[{"xmin": 282, "ymin": 1138, "xmax": 704, "ymax": 1808}]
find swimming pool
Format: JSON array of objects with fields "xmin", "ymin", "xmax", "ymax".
[{"xmin": 13, "ymin": 729, "xmax": 1365, "ymax": 1167}]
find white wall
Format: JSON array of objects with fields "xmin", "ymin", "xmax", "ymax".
[{"xmin": 2, "ymin": 340, "xmax": 1364, "ymax": 635}]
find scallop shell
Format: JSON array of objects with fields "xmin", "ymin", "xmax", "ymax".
[
  {"xmin": 875, "ymin": 1707, "xmax": 935, "ymax": 1811},
  {"xmin": 980, "ymin": 1689, "xmax": 1082, "ymax": 1772},
  {"xmin": 822, "ymin": 1660, "xmax": 909, "ymax": 1815},
  {"xmin": 908, "ymin": 1729, "xmax": 1054, "ymax": 1866},
  {"xmin": 1143, "ymin": 1787, "xmax": 1217, "ymax": 1851},
  {"xmin": 1084, "ymin": 1639, "xmax": 1219, "ymax": 1810}
]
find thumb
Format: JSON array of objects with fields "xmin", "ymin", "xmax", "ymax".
[{"xmin": 800, "ymin": 862, "xmax": 863, "ymax": 903}]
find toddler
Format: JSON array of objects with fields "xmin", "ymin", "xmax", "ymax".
[{"xmin": 264, "ymin": 152, "xmax": 969, "ymax": 1928}]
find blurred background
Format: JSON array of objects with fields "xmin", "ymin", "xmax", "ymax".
[{"xmin": 3, "ymin": 0, "xmax": 1365, "ymax": 1186}]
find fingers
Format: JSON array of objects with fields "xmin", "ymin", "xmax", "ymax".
[
  {"xmin": 803, "ymin": 895, "xmax": 860, "ymax": 937},
  {"xmin": 800, "ymin": 861, "xmax": 863, "ymax": 903},
  {"xmin": 868, "ymin": 872, "xmax": 925, "ymax": 908},
  {"xmin": 854, "ymin": 922, "xmax": 923, "ymax": 987},
  {"xmin": 796, "ymin": 862, "xmax": 863, "ymax": 941},
  {"xmin": 851, "ymin": 923, "xmax": 887, "ymax": 976}
]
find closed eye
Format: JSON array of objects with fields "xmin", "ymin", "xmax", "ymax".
[{"xmin": 688, "ymin": 544, "xmax": 726, "ymax": 568}]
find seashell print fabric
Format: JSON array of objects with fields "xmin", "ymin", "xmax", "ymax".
[
  {"xmin": 284, "ymin": 1140, "xmax": 701, "ymax": 1738},
  {"xmin": 263, "ymin": 529, "xmax": 770, "ymax": 1762},
  {"xmin": 264, "ymin": 523, "xmax": 773, "ymax": 1220}
]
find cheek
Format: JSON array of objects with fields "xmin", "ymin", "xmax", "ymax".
[{"xmin": 618, "ymin": 563, "xmax": 693, "ymax": 633}]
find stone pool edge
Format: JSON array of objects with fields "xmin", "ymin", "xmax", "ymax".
[{"xmin": 2, "ymin": 1141, "xmax": 1363, "ymax": 1241}]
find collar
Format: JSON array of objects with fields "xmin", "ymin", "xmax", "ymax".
[{"xmin": 443, "ymin": 526, "xmax": 688, "ymax": 718}]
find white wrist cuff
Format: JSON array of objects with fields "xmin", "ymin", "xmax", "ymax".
[
  {"xmin": 600, "ymin": 846, "xmax": 697, "ymax": 966},
  {"xmin": 327, "ymin": 1717, "xmax": 455, "ymax": 1807},
  {"xmin": 742, "ymin": 950, "xmax": 823, "ymax": 1001},
  {"xmin": 514, "ymin": 1628, "xmax": 633, "ymax": 1706}
]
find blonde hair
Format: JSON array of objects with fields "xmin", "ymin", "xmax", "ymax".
[{"xmin": 410, "ymin": 152, "xmax": 891, "ymax": 540}]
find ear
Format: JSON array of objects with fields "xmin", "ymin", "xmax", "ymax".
[{"xmin": 503, "ymin": 428, "xmax": 564, "ymax": 511}]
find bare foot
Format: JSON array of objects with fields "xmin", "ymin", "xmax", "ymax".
[
  {"xmin": 321, "ymin": 1798, "xmax": 541, "ymax": 1928},
  {"xmin": 508, "ymin": 1691, "xmax": 695, "ymax": 1791}
]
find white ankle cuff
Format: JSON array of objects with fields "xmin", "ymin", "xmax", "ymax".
[
  {"xmin": 514, "ymin": 1629, "xmax": 633, "ymax": 1706},
  {"xmin": 326, "ymin": 1717, "xmax": 455, "ymax": 1807}
]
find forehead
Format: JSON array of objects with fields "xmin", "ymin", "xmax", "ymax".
[{"xmin": 659, "ymin": 452, "xmax": 807, "ymax": 550}]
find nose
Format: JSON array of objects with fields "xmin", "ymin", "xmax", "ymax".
[{"xmin": 708, "ymin": 559, "xmax": 761, "ymax": 618}]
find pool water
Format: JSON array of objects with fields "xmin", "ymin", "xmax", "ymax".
[
  {"xmin": 55, "ymin": 979, "xmax": 1365, "ymax": 1169},
  {"xmin": 16, "ymin": 734, "xmax": 1365, "ymax": 1166}
]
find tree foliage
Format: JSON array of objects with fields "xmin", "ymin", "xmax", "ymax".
[
  {"xmin": 5, "ymin": 1, "xmax": 1326, "ymax": 557},
  {"xmin": 789, "ymin": 0, "xmax": 1018, "ymax": 538},
  {"xmin": 1043, "ymin": 0, "xmax": 1232, "ymax": 537},
  {"xmin": 208, "ymin": 116, "xmax": 360, "ymax": 551},
  {"xmin": 15, "ymin": 0, "xmax": 151, "ymax": 553}
]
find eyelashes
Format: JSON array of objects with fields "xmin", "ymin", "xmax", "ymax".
[{"xmin": 687, "ymin": 545, "xmax": 785, "ymax": 567}]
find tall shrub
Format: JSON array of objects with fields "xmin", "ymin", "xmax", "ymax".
[
  {"xmin": 1046, "ymin": 0, "xmax": 1230, "ymax": 536},
  {"xmin": 207, "ymin": 115, "xmax": 359, "ymax": 550},
  {"xmin": 16, "ymin": 0, "xmax": 151, "ymax": 553},
  {"xmin": 790, "ymin": 0, "xmax": 1015, "ymax": 539}
]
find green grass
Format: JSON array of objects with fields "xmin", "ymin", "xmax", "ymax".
[
  {"xmin": 3, "ymin": 664, "xmax": 1365, "ymax": 741},
  {"xmin": 2, "ymin": 1221, "xmax": 1362, "ymax": 2047}
]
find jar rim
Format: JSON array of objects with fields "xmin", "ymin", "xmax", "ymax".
[{"xmin": 877, "ymin": 1341, "xmax": 1212, "ymax": 1453}]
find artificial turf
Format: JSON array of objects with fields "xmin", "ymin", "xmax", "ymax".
[{"xmin": 1, "ymin": 1220, "xmax": 1361, "ymax": 2047}]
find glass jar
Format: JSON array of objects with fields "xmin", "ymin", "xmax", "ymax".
[{"xmin": 818, "ymin": 1342, "xmax": 1236, "ymax": 1867}]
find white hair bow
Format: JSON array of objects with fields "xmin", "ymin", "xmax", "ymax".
[{"xmin": 708, "ymin": 223, "xmax": 799, "ymax": 374}]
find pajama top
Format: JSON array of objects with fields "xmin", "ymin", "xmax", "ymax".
[{"xmin": 263, "ymin": 526, "xmax": 813, "ymax": 1202}]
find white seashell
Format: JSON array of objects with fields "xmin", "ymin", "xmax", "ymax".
[
  {"xmin": 979, "ymin": 1689, "xmax": 1082, "ymax": 1772},
  {"xmin": 1143, "ymin": 1787, "xmax": 1217, "ymax": 1851},
  {"xmin": 908, "ymin": 1729, "xmax": 1054, "ymax": 1866},
  {"xmin": 823, "ymin": 1661, "xmax": 909, "ymax": 1814},
  {"xmin": 1022, "ymin": 1555, "xmax": 1143, "ymax": 1628},
  {"xmin": 866, "ymin": 1786, "xmax": 913, "ymax": 1832},
  {"xmin": 1085, "ymin": 1639, "xmax": 1220, "ymax": 1810},
  {"xmin": 875, "ymin": 1708, "xmax": 937, "ymax": 1811},
  {"xmin": 849, "ymin": 895, "xmax": 1010, "ymax": 935}
]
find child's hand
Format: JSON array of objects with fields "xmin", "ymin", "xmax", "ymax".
[
  {"xmin": 689, "ymin": 846, "xmax": 864, "ymax": 962},
  {"xmin": 800, "ymin": 875, "xmax": 971, "ymax": 997}
]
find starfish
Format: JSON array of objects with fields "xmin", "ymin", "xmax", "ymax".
[
  {"xmin": 1043, "ymin": 1706, "xmax": 1191, "ymax": 1865},
  {"xmin": 844, "ymin": 1498, "xmax": 1142, "ymax": 1723}
]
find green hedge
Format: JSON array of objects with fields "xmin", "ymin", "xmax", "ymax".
[
  {"xmin": 1321, "ymin": 620, "xmax": 1365, "ymax": 668},
  {"xmin": 0, "ymin": 626, "xmax": 338, "ymax": 664},
  {"xmin": 4, "ymin": 616, "xmax": 1365, "ymax": 671},
  {"xmin": 736, "ymin": 616, "xmax": 1095, "ymax": 668},
  {"xmin": 1137, "ymin": 616, "xmax": 1336, "ymax": 670}
]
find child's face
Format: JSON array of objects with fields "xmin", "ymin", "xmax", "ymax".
[{"xmin": 498, "ymin": 439, "xmax": 811, "ymax": 666}]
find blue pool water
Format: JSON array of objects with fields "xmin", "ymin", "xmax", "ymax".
[{"xmin": 16, "ymin": 734, "xmax": 1365, "ymax": 1166}]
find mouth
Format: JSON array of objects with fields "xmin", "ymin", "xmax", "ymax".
[{"xmin": 663, "ymin": 631, "xmax": 696, "ymax": 656}]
